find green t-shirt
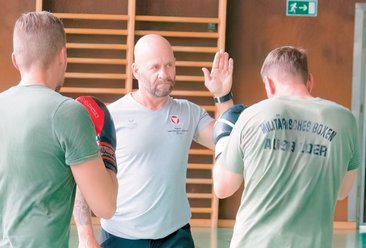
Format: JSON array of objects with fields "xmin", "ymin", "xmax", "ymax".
[
  {"xmin": 0, "ymin": 84, "xmax": 99, "ymax": 247},
  {"xmin": 218, "ymin": 96, "xmax": 360, "ymax": 248}
]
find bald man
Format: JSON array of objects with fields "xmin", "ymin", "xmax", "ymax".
[{"xmin": 74, "ymin": 34, "xmax": 234, "ymax": 248}]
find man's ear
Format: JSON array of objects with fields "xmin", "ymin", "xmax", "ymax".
[
  {"xmin": 131, "ymin": 63, "xmax": 139, "ymax": 79},
  {"xmin": 59, "ymin": 47, "xmax": 67, "ymax": 71},
  {"xmin": 11, "ymin": 52, "xmax": 20, "ymax": 71},
  {"xmin": 59, "ymin": 47, "xmax": 66, "ymax": 62},
  {"xmin": 306, "ymin": 73, "xmax": 314, "ymax": 93},
  {"xmin": 263, "ymin": 76, "xmax": 276, "ymax": 98}
]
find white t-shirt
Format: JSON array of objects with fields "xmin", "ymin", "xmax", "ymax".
[{"xmin": 101, "ymin": 93, "xmax": 213, "ymax": 239}]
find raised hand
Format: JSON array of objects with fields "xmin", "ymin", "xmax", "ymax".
[{"xmin": 202, "ymin": 50, "xmax": 234, "ymax": 98}]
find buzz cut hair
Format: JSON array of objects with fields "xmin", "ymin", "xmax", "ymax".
[
  {"xmin": 260, "ymin": 46, "xmax": 309, "ymax": 84},
  {"xmin": 13, "ymin": 11, "xmax": 66, "ymax": 69}
]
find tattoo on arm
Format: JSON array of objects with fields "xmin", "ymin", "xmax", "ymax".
[{"xmin": 73, "ymin": 189, "xmax": 92, "ymax": 225}]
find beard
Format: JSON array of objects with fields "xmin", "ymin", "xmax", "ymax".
[{"xmin": 151, "ymin": 79, "xmax": 175, "ymax": 97}]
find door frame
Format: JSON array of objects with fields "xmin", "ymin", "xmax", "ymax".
[{"xmin": 352, "ymin": 3, "xmax": 366, "ymax": 227}]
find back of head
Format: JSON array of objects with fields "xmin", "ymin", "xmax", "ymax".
[
  {"xmin": 260, "ymin": 46, "xmax": 309, "ymax": 84},
  {"xmin": 13, "ymin": 11, "xmax": 66, "ymax": 70}
]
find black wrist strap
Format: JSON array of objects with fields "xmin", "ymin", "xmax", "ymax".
[{"xmin": 214, "ymin": 92, "xmax": 233, "ymax": 103}]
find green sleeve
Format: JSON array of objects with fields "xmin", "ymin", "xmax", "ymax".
[{"xmin": 52, "ymin": 99, "xmax": 100, "ymax": 166}]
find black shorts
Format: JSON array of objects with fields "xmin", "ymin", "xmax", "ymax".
[{"xmin": 98, "ymin": 223, "xmax": 195, "ymax": 248}]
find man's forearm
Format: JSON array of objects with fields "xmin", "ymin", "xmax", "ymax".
[
  {"xmin": 73, "ymin": 187, "xmax": 100, "ymax": 248},
  {"xmin": 74, "ymin": 187, "xmax": 93, "ymax": 225},
  {"xmin": 214, "ymin": 99, "xmax": 234, "ymax": 118}
]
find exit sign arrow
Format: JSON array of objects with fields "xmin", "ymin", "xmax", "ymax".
[
  {"xmin": 287, "ymin": 0, "xmax": 318, "ymax": 17},
  {"xmin": 299, "ymin": 5, "xmax": 307, "ymax": 11}
]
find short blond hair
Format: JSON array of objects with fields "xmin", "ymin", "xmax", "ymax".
[
  {"xmin": 13, "ymin": 11, "xmax": 66, "ymax": 69},
  {"xmin": 260, "ymin": 46, "xmax": 309, "ymax": 84}
]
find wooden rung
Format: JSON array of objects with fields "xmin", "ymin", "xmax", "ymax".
[
  {"xmin": 189, "ymin": 219, "xmax": 212, "ymax": 227},
  {"xmin": 171, "ymin": 90, "xmax": 212, "ymax": 97},
  {"xmin": 189, "ymin": 149, "xmax": 214, "ymax": 155},
  {"xmin": 187, "ymin": 193, "xmax": 213, "ymax": 199},
  {"xmin": 67, "ymin": 58, "xmax": 127, "ymax": 65},
  {"xmin": 175, "ymin": 61, "xmax": 212, "ymax": 67},
  {"xmin": 60, "ymin": 87, "xmax": 126, "ymax": 94},
  {"xmin": 135, "ymin": 30, "xmax": 219, "ymax": 38},
  {"xmin": 176, "ymin": 75, "xmax": 204, "ymax": 82},
  {"xmin": 65, "ymin": 28, "xmax": 128, "ymax": 36},
  {"xmin": 191, "ymin": 207, "xmax": 213, "ymax": 214},
  {"xmin": 65, "ymin": 72, "xmax": 127, "ymax": 79},
  {"xmin": 188, "ymin": 163, "xmax": 213, "ymax": 170},
  {"xmin": 173, "ymin": 46, "xmax": 217, "ymax": 53},
  {"xmin": 136, "ymin": 15, "xmax": 219, "ymax": 24},
  {"xmin": 186, "ymin": 178, "xmax": 213, "ymax": 184},
  {"xmin": 35, "ymin": 0, "xmax": 42, "ymax": 11},
  {"xmin": 67, "ymin": 43, "xmax": 127, "ymax": 50},
  {"xmin": 55, "ymin": 13, "xmax": 129, "ymax": 21}
]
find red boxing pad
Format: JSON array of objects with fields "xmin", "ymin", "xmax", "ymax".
[
  {"xmin": 76, "ymin": 96, "xmax": 117, "ymax": 174},
  {"xmin": 76, "ymin": 96, "xmax": 105, "ymax": 135}
]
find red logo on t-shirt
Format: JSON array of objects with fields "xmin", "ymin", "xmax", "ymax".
[{"xmin": 170, "ymin": 115, "xmax": 180, "ymax": 125}]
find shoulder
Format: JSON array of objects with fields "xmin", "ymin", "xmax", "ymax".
[
  {"xmin": 53, "ymin": 98, "xmax": 93, "ymax": 125},
  {"xmin": 167, "ymin": 99, "xmax": 212, "ymax": 126},
  {"xmin": 314, "ymin": 98, "xmax": 356, "ymax": 120},
  {"xmin": 170, "ymin": 98, "xmax": 201, "ymax": 109},
  {"xmin": 57, "ymin": 98, "xmax": 84, "ymax": 112},
  {"xmin": 170, "ymin": 98, "xmax": 189, "ymax": 105},
  {"xmin": 243, "ymin": 98, "xmax": 275, "ymax": 115},
  {"xmin": 0, "ymin": 86, "xmax": 15, "ymax": 96},
  {"xmin": 108, "ymin": 94, "xmax": 130, "ymax": 111},
  {"xmin": 316, "ymin": 98, "xmax": 351, "ymax": 111},
  {"xmin": 170, "ymin": 98, "xmax": 208, "ymax": 116}
]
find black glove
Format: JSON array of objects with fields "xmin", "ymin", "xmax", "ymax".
[{"xmin": 214, "ymin": 104, "xmax": 246, "ymax": 159}]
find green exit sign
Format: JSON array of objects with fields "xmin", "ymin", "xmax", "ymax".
[{"xmin": 287, "ymin": 0, "xmax": 318, "ymax": 17}]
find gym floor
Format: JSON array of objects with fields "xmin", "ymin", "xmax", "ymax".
[{"xmin": 69, "ymin": 225, "xmax": 366, "ymax": 247}]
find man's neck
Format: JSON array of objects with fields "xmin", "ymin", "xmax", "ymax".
[
  {"xmin": 275, "ymin": 82, "xmax": 313, "ymax": 99},
  {"xmin": 18, "ymin": 68, "xmax": 57, "ymax": 90},
  {"xmin": 131, "ymin": 90, "xmax": 170, "ymax": 110}
]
